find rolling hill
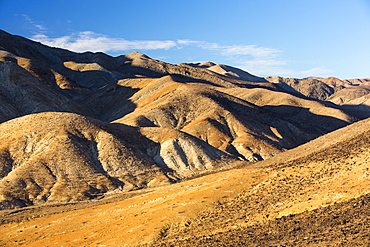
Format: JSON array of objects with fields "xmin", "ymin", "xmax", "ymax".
[
  {"xmin": 0, "ymin": 29, "xmax": 369, "ymax": 246},
  {"xmin": 0, "ymin": 29, "xmax": 365, "ymax": 208},
  {"xmin": 0, "ymin": 114, "xmax": 368, "ymax": 246}
]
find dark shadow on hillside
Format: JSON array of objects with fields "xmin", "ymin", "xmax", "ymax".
[
  {"xmin": 340, "ymin": 104, "xmax": 370, "ymax": 119},
  {"xmin": 261, "ymin": 105, "xmax": 350, "ymax": 134},
  {"xmin": 78, "ymin": 83, "xmax": 140, "ymax": 122},
  {"xmin": 100, "ymin": 122, "xmax": 180, "ymax": 180},
  {"xmin": 201, "ymin": 91, "xmax": 352, "ymax": 149},
  {"xmin": 51, "ymin": 64, "xmax": 119, "ymax": 88}
]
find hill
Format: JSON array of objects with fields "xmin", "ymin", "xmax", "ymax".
[
  {"xmin": 0, "ymin": 112, "xmax": 238, "ymax": 209},
  {"xmin": 266, "ymin": 76, "xmax": 370, "ymax": 107},
  {"xmin": 266, "ymin": 75, "xmax": 370, "ymax": 119},
  {"xmin": 152, "ymin": 116, "xmax": 370, "ymax": 246},
  {"xmin": 0, "ymin": 115, "xmax": 368, "ymax": 246},
  {"xmin": 0, "ymin": 29, "xmax": 366, "ymax": 209}
]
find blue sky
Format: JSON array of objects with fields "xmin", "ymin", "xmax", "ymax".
[{"xmin": 1, "ymin": 0, "xmax": 369, "ymax": 79}]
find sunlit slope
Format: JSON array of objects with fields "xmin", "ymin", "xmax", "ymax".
[
  {"xmin": 1, "ymin": 116, "xmax": 369, "ymax": 246},
  {"xmin": 113, "ymin": 74, "xmax": 353, "ymax": 161},
  {"xmin": 153, "ymin": 115, "xmax": 370, "ymax": 246},
  {"xmin": 0, "ymin": 112, "xmax": 236, "ymax": 209}
]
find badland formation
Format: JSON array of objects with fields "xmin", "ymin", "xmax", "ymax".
[{"xmin": 0, "ymin": 29, "xmax": 369, "ymax": 246}]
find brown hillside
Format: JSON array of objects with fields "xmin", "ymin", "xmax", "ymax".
[
  {"xmin": 152, "ymin": 116, "xmax": 370, "ymax": 246},
  {"xmin": 114, "ymin": 75, "xmax": 353, "ymax": 160},
  {"xmin": 266, "ymin": 76, "xmax": 335, "ymax": 100},
  {"xmin": 0, "ymin": 112, "xmax": 238, "ymax": 209},
  {"xmin": 0, "ymin": 60, "xmax": 89, "ymax": 123},
  {"xmin": 0, "ymin": 29, "xmax": 369, "ymax": 246},
  {"xmin": 0, "ymin": 112, "xmax": 163, "ymax": 209},
  {"xmin": 327, "ymin": 85, "xmax": 370, "ymax": 105},
  {"xmin": 0, "ymin": 116, "xmax": 369, "ymax": 246},
  {"xmin": 0, "ymin": 29, "xmax": 365, "ymax": 210}
]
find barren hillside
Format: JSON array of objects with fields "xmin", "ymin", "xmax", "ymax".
[
  {"xmin": 0, "ymin": 29, "xmax": 367, "ymax": 208},
  {"xmin": 0, "ymin": 28, "xmax": 369, "ymax": 246},
  {"xmin": 152, "ymin": 116, "xmax": 370, "ymax": 246},
  {"xmin": 0, "ymin": 115, "xmax": 369, "ymax": 246},
  {"xmin": 266, "ymin": 76, "xmax": 370, "ymax": 104},
  {"xmin": 0, "ymin": 112, "xmax": 239, "ymax": 209}
]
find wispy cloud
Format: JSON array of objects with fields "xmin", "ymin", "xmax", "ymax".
[
  {"xmin": 238, "ymin": 59, "xmax": 292, "ymax": 76},
  {"xmin": 31, "ymin": 32, "xmax": 330, "ymax": 78},
  {"xmin": 180, "ymin": 41, "xmax": 332, "ymax": 77},
  {"xmin": 31, "ymin": 32, "xmax": 281, "ymax": 60},
  {"xmin": 177, "ymin": 40, "xmax": 281, "ymax": 59},
  {"xmin": 177, "ymin": 39, "xmax": 202, "ymax": 46},
  {"xmin": 299, "ymin": 67, "xmax": 333, "ymax": 77},
  {"xmin": 21, "ymin": 14, "xmax": 46, "ymax": 31},
  {"xmin": 32, "ymin": 31, "xmax": 177, "ymax": 53},
  {"xmin": 176, "ymin": 40, "xmax": 287, "ymax": 76},
  {"xmin": 203, "ymin": 43, "xmax": 281, "ymax": 58}
]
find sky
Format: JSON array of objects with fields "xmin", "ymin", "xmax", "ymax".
[{"xmin": 0, "ymin": 0, "xmax": 370, "ymax": 79}]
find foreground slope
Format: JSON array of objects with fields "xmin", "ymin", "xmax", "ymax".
[
  {"xmin": 153, "ymin": 117, "xmax": 370, "ymax": 246},
  {"xmin": 0, "ymin": 117, "xmax": 369, "ymax": 246}
]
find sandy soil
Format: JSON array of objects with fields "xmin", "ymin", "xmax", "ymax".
[{"xmin": 0, "ymin": 166, "xmax": 268, "ymax": 246}]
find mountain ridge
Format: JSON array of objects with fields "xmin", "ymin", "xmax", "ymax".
[
  {"xmin": 0, "ymin": 30, "xmax": 369, "ymax": 246},
  {"xmin": 0, "ymin": 29, "xmax": 367, "ymax": 210}
]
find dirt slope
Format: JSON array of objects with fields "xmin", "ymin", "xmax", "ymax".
[
  {"xmin": 152, "ymin": 116, "xmax": 370, "ymax": 246},
  {"xmin": 114, "ymin": 75, "xmax": 353, "ymax": 160},
  {"xmin": 0, "ymin": 29, "xmax": 366, "ymax": 212},
  {"xmin": 0, "ymin": 112, "xmax": 238, "ymax": 209},
  {"xmin": 266, "ymin": 76, "xmax": 335, "ymax": 100},
  {"xmin": 0, "ymin": 117, "xmax": 369, "ymax": 246},
  {"xmin": 266, "ymin": 76, "xmax": 370, "ymax": 102},
  {"xmin": 0, "ymin": 112, "xmax": 164, "ymax": 209}
]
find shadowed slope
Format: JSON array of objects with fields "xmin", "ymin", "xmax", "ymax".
[
  {"xmin": 266, "ymin": 76, "xmax": 336, "ymax": 100},
  {"xmin": 0, "ymin": 60, "xmax": 90, "ymax": 123},
  {"xmin": 327, "ymin": 85, "xmax": 370, "ymax": 105},
  {"xmin": 266, "ymin": 76, "xmax": 370, "ymax": 120}
]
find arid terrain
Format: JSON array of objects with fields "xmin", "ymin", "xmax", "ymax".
[{"xmin": 0, "ymin": 29, "xmax": 369, "ymax": 246}]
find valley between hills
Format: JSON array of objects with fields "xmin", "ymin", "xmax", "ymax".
[{"xmin": 0, "ymin": 29, "xmax": 369, "ymax": 246}]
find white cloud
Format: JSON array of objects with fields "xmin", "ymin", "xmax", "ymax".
[
  {"xmin": 238, "ymin": 62, "xmax": 333, "ymax": 78},
  {"xmin": 31, "ymin": 32, "xmax": 331, "ymax": 78},
  {"xmin": 179, "ymin": 40, "xmax": 281, "ymax": 59},
  {"xmin": 299, "ymin": 66, "xmax": 333, "ymax": 78},
  {"xmin": 188, "ymin": 42, "xmax": 330, "ymax": 78},
  {"xmin": 237, "ymin": 59, "xmax": 292, "ymax": 76},
  {"xmin": 176, "ymin": 40, "xmax": 286, "ymax": 76},
  {"xmin": 32, "ymin": 33, "xmax": 280, "ymax": 61},
  {"xmin": 22, "ymin": 14, "xmax": 46, "ymax": 31},
  {"xmin": 177, "ymin": 39, "xmax": 202, "ymax": 46},
  {"xmin": 204, "ymin": 43, "xmax": 281, "ymax": 58},
  {"xmin": 32, "ymin": 31, "xmax": 177, "ymax": 53}
]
